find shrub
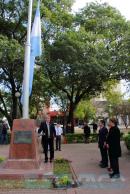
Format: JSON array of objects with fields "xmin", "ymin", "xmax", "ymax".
[
  {"xmin": 123, "ymin": 133, "xmax": 130, "ymax": 150},
  {"xmin": 65, "ymin": 134, "xmax": 83, "ymax": 144},
  {"xmin": 0, "ymin": 157, "xmax": 5, "ymax": 163},
  {"xmin": 120, "ymin": 132, "xmax": 124, "ymax": 141},
  {"xmin": 65, "ymin": 133, "xmax": 98, "ymax": 144},
  {"xmin": 65, "ymin": 132, "xmax": 123, "ymax": 144}
]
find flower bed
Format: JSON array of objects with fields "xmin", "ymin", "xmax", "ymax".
[{"xmin": 53, "ymin": 158, "xmax": 76, "ymax": 188}]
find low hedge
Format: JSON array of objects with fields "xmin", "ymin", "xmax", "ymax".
[
  {"xmin": 123, "ymin": 133, "xmax": 130, "ymax": 150},
  {"xmin": 0, "ymin": 157, "xmax": 5, "ymax": 163},
  {"xmin": 65, "ymin": 133, "xmax": 98, "ymax": 144},
  {"xmin": 65, "ymin": 132, "xmax": 124, "ymax": 144}
]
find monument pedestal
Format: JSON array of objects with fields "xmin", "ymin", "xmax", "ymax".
[{"xmin": 4, "ymin": 119, "xmax": 41, "ymax": 169}]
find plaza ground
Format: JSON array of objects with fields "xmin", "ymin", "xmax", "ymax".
[{"xmin": 0, "ymin": 142, "xmax": 130, "ymax": 194}]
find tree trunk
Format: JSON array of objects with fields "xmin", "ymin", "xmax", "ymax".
[
  {"xmin": 67, "ymin": 102, "xmax": 75, "ymax": 133},
  {"xmin": 11, "ymin": 95, "xmax": 17, "ymax": 121},
  {"xmin": 7, "ymin": 115, "xmax": 13, "ymax": 130},
  {"xmin": 121, "ymin": 115, "xmax": 128, "ymax": 129}
]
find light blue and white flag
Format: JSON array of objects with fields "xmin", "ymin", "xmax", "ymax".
[
  {"xmin": 21, "ymin": 0, "xmax": 42, "ymax": 104},
  {"xmin": 29, "ymin": 0, "xmax": 42, "ymax": 94}
]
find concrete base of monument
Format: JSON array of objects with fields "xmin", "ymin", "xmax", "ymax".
[
  {"xmin": 0, "ymin": 162, "xmax": 53, "ymax": 180},
  {"xmin": 3, "ymin": 159, "xmax": 41, "ymax": 169},
  {"xmin": 0, "ymin": 119, "xmax": 49, "ymax": 179},
  {"xmin": 8, "ymin": 119, "xmax": 41, "ymax": 169}
]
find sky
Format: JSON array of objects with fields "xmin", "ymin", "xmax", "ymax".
[{"xmin": 72, "ymin": 0, "xmax": 130, "ymax": 20}]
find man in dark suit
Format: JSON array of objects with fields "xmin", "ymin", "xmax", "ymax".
[
  {"xmin": 38, "ymin": 114, "xmax": 56, "ymax": 163},
  {"xmin": 106, "ymin": 118, "xmax": 121, "ymax": 178},
  {"xmin": 98, "ymin": 120, "xmax": 108, "ymax": 168}
]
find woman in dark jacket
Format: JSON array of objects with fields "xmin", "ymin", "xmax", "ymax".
[{"xmin": 106, "ymin": 118, "xmax": 121, "ymax": 178}]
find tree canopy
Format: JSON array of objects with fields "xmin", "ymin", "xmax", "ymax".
[
  {"xmin": 44, "ymin": 2, "xmax": 130, "ymax": 130},
  {"xmin": 75, "ymin": 100, "xmax": 96, "ymax": 121},
  {"xmin": 0, "ymin": 1, "xmax": 130, "ymax": 130},
  {"xmin": 0, "ymin": 0, "xmax": 75, "ymax": 126}
]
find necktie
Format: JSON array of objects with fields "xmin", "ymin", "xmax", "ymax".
[{"xmin": 47, "ymin": 123, "xmax": 50, "ymax": 137}]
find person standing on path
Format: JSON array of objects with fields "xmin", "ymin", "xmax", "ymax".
[
  {"xmin": 1, "ymin": 121, "xmax": 8, "ymax": 144},
  {"xmin": 83, "ymin": 122, "xmax": 90, "ymax": 143},
  {"xmin": 38, "ymin": 114, "xmax": 56, "ymax": 163},
  {"xmin": 106, "ymin": 118, "xmax": 121, "ymax": 178},
  {"xmin": 55, "ymin": 123, "xmax": 63, "ymax": 151},
  {"xmin": 98, "ymin": 120, "xmax": 108, "ymax": 168}
]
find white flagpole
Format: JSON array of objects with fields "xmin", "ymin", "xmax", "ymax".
[{"xmin": 22, "ymin": 0, "xmax": 33, "ymax": 118}]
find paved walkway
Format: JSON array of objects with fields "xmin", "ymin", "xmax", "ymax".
[{"xmin": 0, "ymin": 142, "xmax": 130, "ymax": 194}]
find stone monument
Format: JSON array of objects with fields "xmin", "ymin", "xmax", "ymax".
[{"xmin": 4, "ymin": 119, "xmax": 41, "ymax": 169}]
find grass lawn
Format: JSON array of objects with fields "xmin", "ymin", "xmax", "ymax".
[
  {"xmin": 53, "ymin": 158, "xmax": 74, "ymax": 188},
  {"xmin": 54, "ymin": 158, "xmax": 71, "ymax": 175}
]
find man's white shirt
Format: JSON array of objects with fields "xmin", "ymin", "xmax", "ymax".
[{"xmin": 55, "ymin": 126, "xmax": 63, "ymax": 136}]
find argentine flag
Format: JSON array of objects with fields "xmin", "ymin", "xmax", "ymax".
[
  {"xmin": 29, "ymin": 0, "xmax": 42, "ymax": 94},
  {"xmin": 21, "ymin": 0, "xmax": 42, "ymax": 104}
]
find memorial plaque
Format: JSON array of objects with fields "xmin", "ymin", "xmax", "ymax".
[{"xmin": 14, "ymin": 130, "xmax": 32, "ymax": 144}]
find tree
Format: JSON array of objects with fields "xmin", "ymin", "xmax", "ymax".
[
  {"xmin": 44, "ymin": 3, "xmax": 130, "ymax": 131},
  {"xmin": 0, "ymin": 35, "xmax": 24, "ymax": 127},
  {"xmin": 0, "ymin": 0, "xmax": 74, "ymax": 127},
  {"xmin": 1, "ymin": 1, "xmax": 130, "ymax": 130},
  {"xmin": 53, "ymin": 92, "xmax": 70, "ymax": 128},
  {"xmin": 103, "ymin": 80, "xmax": 130, "ymax": 128},
  {"xmin": 116, "ymin": 101, "xmax": 130, "ymax": 129},
  {"xmin": 0, "ymin": 0, "xmax": 33, "ymax": 127},
  {"xmin": 103, "ymin": 80, "xmax": 123, "ymax": 117},
  {"xmin": 76, "ymin": 2, "xmax": 130, "ymax": 80},
  {"xmin": 30, "ymin": 68, "xmax": 54, "ymax": 118},
  {"xmin": 75, "ymin": 100, "xmax": 96, "ymax": 122}
]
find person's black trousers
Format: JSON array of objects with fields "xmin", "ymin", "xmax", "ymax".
[
  {"xmin": 99, "ymin": 146, "xmax": 108, "ymax": 166},
  {"xmin": 56, "ymin": 135, "xmax": 61, "ymax": 150},
  {"xmin": 1, "ymin": 134, "xmax": 7, "ymax": 144},
  {"xmin": 84, "ymin": 135, "xmax": 89, "ymax": 143},
  {"xmin": 42, "ymin": 137, "xmax": 54, "ymax": 161},
  {"xmin": 41, "ymin": 138, "xmax": 44, "ymax": 153},
  {"xmin": 110, "ymin": 157, "xmax": 120, "ymax": 174}
]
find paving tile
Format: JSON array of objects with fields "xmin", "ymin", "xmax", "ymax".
[{"xmin": 0, "ymin": 142, "xmax": 130, "ymax": 194}]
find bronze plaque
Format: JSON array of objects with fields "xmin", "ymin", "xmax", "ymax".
[{"xmin": 14, "ymin": 130, "xmax": 32, "ymax": 144}]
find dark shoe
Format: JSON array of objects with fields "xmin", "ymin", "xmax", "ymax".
[
  {"xmin": 100, "ymin": 164, "xmax": 108, "ymax": 168},
  {"xmin": 59, "ymin": 149, "xmax": 61, "ymax": 151},
  {"xmin": 50, "ymin": 158, "xmax": 54, "ymax": 163},
  {"xmin": 110, "ymin": 173, "xmax": 120, "ymax": 179},
  {"xmin": 44, "ymin": 160, "xmax": 48, "ymax": 163},
  {"xmin": 99, "ymin": 161, "xmax": 102, "ymax": 166},
  {"xmin": 55, "ymin": 149, "xmax": 58, "ymax": 151},
  {"xmin": 112, "ymin": 174, "xmax": 120, "ymax": 179}
]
